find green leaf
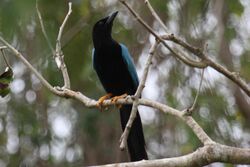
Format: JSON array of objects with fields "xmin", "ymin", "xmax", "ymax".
[
  {"xmin": 0, "ymin": 67, "xmax": 13, "ymax": 97},
  {"xmin": 227, "ymin": 1, "xmax": 244, "ymax": 16},
  {"xmin": 0, "ymin": 85, "xmax": 10, "ymax": 97},
  {"xmin": 0, "ymin": 67, "xmax": 13, "ymax": 84}
]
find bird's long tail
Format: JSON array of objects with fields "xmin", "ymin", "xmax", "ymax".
[{"xmin": 119, "ymin": 104, "xmax": 148, "ymax": 161}]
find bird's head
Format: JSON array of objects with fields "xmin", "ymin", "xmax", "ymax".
[{"xmin": 92, "ymin": 11, "xmax": 118, "ymax": 47}]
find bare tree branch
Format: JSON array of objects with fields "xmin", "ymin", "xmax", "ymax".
[
  {"xmin": 55, "ymin": 2, "xmax": 72, "ymax": 89},
  {"xmin": 206, "ymin": 58, "xmax": 250, "ymax": 96},
  {"xmin": 119, "ymin": 0, "xmax": 250, "ymax": 97},
  {"xmin": 119, "ymin": 40, "xmax": 159, "ymax": 150},
  {"xmin": 92, "ymin": 144, "xmax": 250, "ymax": 167},
  {"xmin": 119, "ymin": 0, "xmax": 207, "ymax": 69},
  {"xmin": 144, "ymin": 0, "xmax": 168, "ymax": 32},
  {"xmin": 0, "ymin": 35, "xmax": 213, "ymax": 146},
  {"xmin": 0, "ymin": 2, "xmax": 249, "ymax": 166}
]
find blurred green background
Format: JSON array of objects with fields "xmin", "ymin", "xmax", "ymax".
[{"xmin": 0, "ymin": 0, "xmax": 249, "ymax": 166}]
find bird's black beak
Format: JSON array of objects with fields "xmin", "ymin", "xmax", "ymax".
[{"xmin": 106, "ymin": 11, "xmax": 118, "ymax": 25}]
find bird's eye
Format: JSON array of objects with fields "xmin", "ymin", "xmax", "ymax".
[{"xmin": 99, "ymin": 21, "xmax": 104, "ymax": 25}]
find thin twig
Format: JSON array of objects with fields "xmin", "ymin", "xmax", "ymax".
[
  {"xmin": 36, "ymin": 0, "xmax": 54, "ymax": 54},
  {"xmin": 56, "ymin": 2, "xmax": 72, "ymax": 52},
  {"xmin": 0, "ymin": 46, "xmax": 11, "ymax": 68},
  {"xmin": 145, "ymin": 0, "xmax": 168, "ymax": 32},
  {"xmin": 185, "ymin": 69, "xmax": 204, "ymax": 115},
  {"xmin": 119, "ymin": 40, "xmax": 159, "ymax": 149},
  {"xmin": 55, "ymin": 2, "xmax": 72, "ymax": 89}
]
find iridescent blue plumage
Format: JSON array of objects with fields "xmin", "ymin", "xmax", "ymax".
[
  {"xmin": 92, "ymin": 11, "xmax": 148, "ymax": 161},
  {"xmin": 92, "ymin": 44, "xmax": 139, "ymax": 88},
  {"xmin": 120, "ymin": 44, "xmax": 139, "ymax": 87}
]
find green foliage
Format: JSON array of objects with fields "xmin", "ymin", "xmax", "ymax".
[
  {"xmin": 241, "ymin": 53, "xmax": 250, "ymax": 81},
  {"xmin": 227, "ymin": 1, "xmax": 244, "ymax": 15},
  {"xmin": 0, "ymin": 67, "xmax": 13, "ymax": 97}
]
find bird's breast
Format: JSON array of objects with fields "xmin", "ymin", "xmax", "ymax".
[{"xmin": 94, "ymin": 45, "xmax": 136, "ymax": 95}]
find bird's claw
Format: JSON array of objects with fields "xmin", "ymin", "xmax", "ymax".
[
  {"xmin": 96, "ymin": 93, "xmax": 112, "ymax": 110},
  {"xmin": 111, "ymin": 93, "xmax": 128, "ymax": 109}
]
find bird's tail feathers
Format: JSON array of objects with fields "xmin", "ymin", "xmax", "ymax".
[{"xmin": 119, "ymin": 105, "xmax": 148, "ymax": 161}]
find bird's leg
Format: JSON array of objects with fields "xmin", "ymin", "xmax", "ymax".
[
  {"xmin": 111, "ymin": 93, "xmax": 128, "ymax": 109},
  {"xmin": 97, "ymin": 93, "xmax": 112, "ymax": 109}
]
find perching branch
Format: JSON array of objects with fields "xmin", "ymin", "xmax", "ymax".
[
  {"xmin": 0, "ymin": 1, "xmax": 250, "ymax": 166},
  {"xmin": 0, "ymin": 35, "xmax": 212, "ymax": 145},
  {"xmin": 119, "ymin": 40, "xmax": 159, "ymax": 150}
]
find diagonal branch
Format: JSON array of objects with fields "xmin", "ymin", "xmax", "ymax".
[
  {"xmin": 145, "ymin": 0, "xmax": 168, "ymax": 32},
  {"xmin": 0, "ymin": 46, "xmax": 11, "ymax": 68},
  {"xmin": 206, "ymin": 58, "xmax": 250, "ymax": 96},
  {"xmin": 119, "ymin": 40, "xmax": 159, "ymax": 150},
  {"xmin": 36, "ymin": 0, "xmax": 55, "ymax": 54}
]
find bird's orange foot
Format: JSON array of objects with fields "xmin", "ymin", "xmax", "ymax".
[
  {"xmin": 111, "ymin": 93, "xmax": 128, "ymax": 109},
  {"xmin": 97, "ymin": 93, "xmax": 112, "ymax": 110}
]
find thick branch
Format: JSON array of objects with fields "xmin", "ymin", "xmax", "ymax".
[
  {"xmin": 206, "ymin": 57, "xmax": 250, "ymax": 96},
  {"xmin": 93, "ymin": 143, "xmax": 250, "ymax": 167}
]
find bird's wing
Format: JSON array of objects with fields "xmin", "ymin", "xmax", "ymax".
[{"xmin": 120, "ymin": 44, "xmax": 139, "ymax": 87}]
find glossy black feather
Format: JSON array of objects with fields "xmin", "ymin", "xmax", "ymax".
[{"xmin": 92, "ymin": 11, "xmax": 148, "ymax": 161}]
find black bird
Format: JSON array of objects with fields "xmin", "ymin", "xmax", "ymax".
[{"xmin": 92, "ymin": 11, "xmax": 148, "ymax": 161}]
